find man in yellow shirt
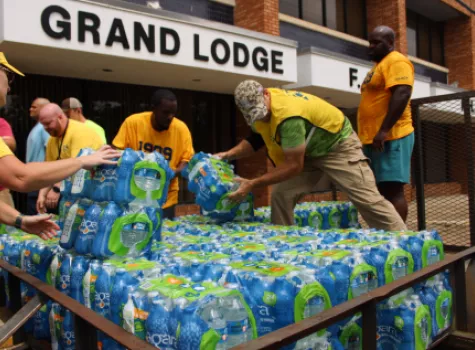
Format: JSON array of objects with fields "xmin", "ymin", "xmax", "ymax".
[
  {"xmin": 113, "ymin": 89, "xmax": 194, "ymax": 219},
  {"xmin": 61, "ymin": 97, "xmax": 107, "ymax": 143},
  {"xmin": 217, "ymin": 80, "xmax": 406, "ymax": 231},
  {"xmin": 37, "ymin": 103, "xmax": 105, "ymax": 213},
  {"xmin": 358, "ymin": 26, "xmax": 415, "ymax": 222},
  {"xmin": 0, "ymin": 52, "xmax": 120, "ymax": 239}
]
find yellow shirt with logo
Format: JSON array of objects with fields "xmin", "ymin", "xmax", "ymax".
[
  {"xmin": 357, "ymin": 51, "xmax": 415, "ymax": 145},
  {"xmin": 0, "ymin": 138, "xmax": 12, "ymax": 159},
  {"xmin": 253, "ymin": 88, "xmax": 345, "ymax": 166},
  {"xmin": 45, "ymin": 119, "xmax": 104, "ymax": 161},
  {"xmin": 112, "ymin": 112, "xmax": 194, "ymax": 208}
]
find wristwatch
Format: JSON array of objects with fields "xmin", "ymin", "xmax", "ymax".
[
  {"xmin": 52, "ymin": 186, "xmax": 61, "ymax": 194},
  {"xmin": 14, "ymin": 214, "xmax": 23, "ymax": 229}
]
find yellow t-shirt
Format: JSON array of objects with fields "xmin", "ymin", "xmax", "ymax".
[
  {"xmin": 45, "ymin": 119, "xmax": 104, "ymax": 161},
  {"xmin": 112, "ymin": 112, "xmax": 194, "ymax": 208},
  {"xmin": 254, "ymin": 88, "xmax": 346, "ymax": 166},
  {"xmin": 0, "ymin": 138, "xmax": 12, "ymax": 159},
  {"xmin": 357, "ymin": 51, "xmax": 415, "ymax": 145}
]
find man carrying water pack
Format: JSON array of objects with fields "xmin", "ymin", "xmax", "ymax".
[
  {"xmin": 216, "ymin": 80, "xmax": 406, "ymax": 231},
  {"xmin": 112, "ymin": 89, "xmax": 194, "ymax": 219},
  {"xmin": 0, "ymin": 52, "xmax": 120, "ymax": 239}
]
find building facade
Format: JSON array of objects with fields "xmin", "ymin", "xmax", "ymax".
[{"xmin": 0, "ymin": 0, "xmax": 473, "ymax": 213}]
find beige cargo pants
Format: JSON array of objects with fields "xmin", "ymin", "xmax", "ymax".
[{"xmin": 271, "ymin": 132, "xmax": 407, "ymax": 231}]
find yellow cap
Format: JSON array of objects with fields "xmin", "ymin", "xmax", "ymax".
[{"xmin": 0, "ymin": 52, "xmax": 24, "ymax": 77}]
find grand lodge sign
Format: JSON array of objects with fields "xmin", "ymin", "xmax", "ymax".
[{"xmin": 0, "ymin": 0, "xmax": 297, "ymax": 82}]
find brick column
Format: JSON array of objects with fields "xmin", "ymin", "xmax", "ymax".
[
  {"xmin": 233, "ymin": 0, "xmax": 280, "ymax": 207},
  {"xmin": 365, "ymin": 0, "xmax": 408, "ymax": 54},
  {"xmin": 444, "ymin": 16, "xmax": 475, "ymax": 89},
  {"xmin": 234, "ymin": 0, "xmax": 280, "ymax": 36}
]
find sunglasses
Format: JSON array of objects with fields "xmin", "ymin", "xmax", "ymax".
[{"xmin": 0, "ymin": 66, "xmax": 15, "ymax": 86}]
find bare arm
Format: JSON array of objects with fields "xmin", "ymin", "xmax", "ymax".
[
  {"xmin": 380, "ymin": 85, "xmax": 412, "ymax": 133},
  {"xmin": 2, "ymin": 136, "xmax": 16, "ymax": 152},
  {"xmin": 372, "ymin": 85, "xmax": 412, "ymax": 150},
  {"xmin": 0, "ymin": 146, "xmax": 120, "ymax": 193},
  {"xmin": 216, "ymin": 140, "xmax": 258, "ymax": 161},
  {"xmin": 175, "ymin": 160, "xmax": 188, "ymax": 175},
  {"xmin": 228, "ymin": 145, "xmax": 305, "ymax": 201},
  {"xmin": 0, "ymin": 202, "xmax": 57, "ymax": 240},
  {"xmin": 248, "ymin": 145, "xmax": 305, "ymax": 188},
  {"xmin": 0, "ymin": 155, "xmax": 83, "ymax": 192}
]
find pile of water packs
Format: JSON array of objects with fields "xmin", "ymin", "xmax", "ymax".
[
  {"xmin": 58, "ymin": 148, "xmax": 174, "ymax": 259},
  {"xmin": 0, "ymin": 204, "xmax": 451, "ymax": 350}
]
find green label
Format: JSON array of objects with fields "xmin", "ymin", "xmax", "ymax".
[
  {"xmin": 32, "ymin": 253, "xmax": 41, "ymax": 265},
  {"xmin": 263, "ymin": 291, "xmax": 277, "ymax": 306},
  {"xmin": 268, "ymin": 235, "xmax": 315, "ymax": 244},
  {"xmin": 178, "ymin": 235, "xmax": 212, "ymax": 244},
  {"xmin": 139, "ymin": 275, "xmax": 231, "ymax": 302},
  {"xmin": 230, "ymin": 261, "xmax": 297, "ymax": 277},
  {"xmin": 395, "ymin": 316, "xmax": 404, "ymax": 330},
  {"xmin": 227, "ymin": 243, "xmax": 266, "ymax": 252},
  {"xmin": 174, "ymin": 252, "xmax": 230, "ymax": 263},
  {"xmin": 305, "ymin": 250, "xmax": 351, "ymax": 261}
]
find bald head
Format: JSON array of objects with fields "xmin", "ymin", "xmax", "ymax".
[
  {"xmin": 29, "ymin": 97, "xmax": 50, "ymax": 120},
  {"xmin": 368, "ymin": 26, "xmax": 395, "ymax": 62},
  {"xmin": 38, "ymin": 103, "xmax": 68, "ymax": 137}
]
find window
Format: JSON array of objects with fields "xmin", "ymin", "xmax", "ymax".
[
  {"xmin": 279, "ymin": 0, "xmax": 367, "ymax": 39},
  {"xmin": 406, "ymin": 10, "xmax": 445, "ymax": 66}
]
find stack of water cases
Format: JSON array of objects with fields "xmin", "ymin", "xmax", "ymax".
[
  {"xmin": 58, "ymin": 148, "xmax": 174, "ymax": 259},
  {"xmin": 0, "ymin": 219, "xmax": 451, "ymax": 350},
  {"xmin": 254, "ymin": 202, "xmax": 360, "ymax": 229},
  {"xmin": 182, "ymin": 152, "xmax": 255, "ymax": 223}
]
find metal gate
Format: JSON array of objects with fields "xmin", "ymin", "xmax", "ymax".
[{"xmin": 411, "ymin": 91, "xmax": 475, "ymax": 251}]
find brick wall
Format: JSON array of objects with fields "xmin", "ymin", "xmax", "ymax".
[
  {"xmin": 234, "ymin": 0, "xmax": 280, "ymax": 36},
  {"xmin": 445, "ymin": 16, "xmax": 475, "ymax": 89},
  {"xmin": 365, "ymin": 0, "xmax": 408, "ymax": 54}
]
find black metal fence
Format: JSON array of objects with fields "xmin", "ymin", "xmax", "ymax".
[{"xmin": 411, "ymin": 91, "xmax": 475, "ymax": 251}]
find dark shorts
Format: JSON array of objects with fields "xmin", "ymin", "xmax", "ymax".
[{"xmin": 363, "ymin": 132, "xmax": 415, "ymax": 184}]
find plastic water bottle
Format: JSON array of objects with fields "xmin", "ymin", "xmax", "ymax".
[
  {"xmin": 115, "ymin": 148, "xmax": 140, "ymax": 205},
  {"xmin": 146, "ymin": 298, "xmax": 178, "ymax": 350},
  {"xmin": 304, "ymin": 296, "xmax": 326, "ymax": 318},
  {"xmin": 134, "ymin": 168, "xmax": 162, "ymax": 193},
  {"xmin": 57, "ymin": 254, "xmax": 73, "ymax": 296},
  {"xmin": 208, "ymin": 307, "xmax": 228, "ymax": 350},
  {"xmin": 82, "ymin": 259, "xmax": 102, "ymax": 309},
  {"xmin": 49, "ymin": 302, "xmax": 62, "ymax": 350},
  {"xmin": 75, "ymin": 203, "xmax": 102, "ymax": 255},
  {"xmin": 33, "ymin": 301, "xmax": 51, "ymax": 340},
  {"xmin": 222, "ymin": 296, "xmax": 252, "ymax": 347},
  {"xmin": 91, "ymin": 202, "xmax": 122, "ymax": 258},
  {"xmin": 110, "ymin": 268, "xmax": 132, "ymax": 325},
  {"xmin": 61, "ymin": 309, "xmax": 75, "ymax": 350},
  {"xmin": 70, "ymin": 256, "xmax": 90, "ymax": 304},
  {"xmin": 92, "ymin": 161, "xmax": 118, "ymax": 202},
  {"xmin": 70, "ymin": 148, "xmax": 94, "ymax": 199},
  {"xmin": 94, "ymin": 263, "xmax": 115, "ymax": 319}
]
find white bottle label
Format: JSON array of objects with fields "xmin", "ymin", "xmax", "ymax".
[
  {"xmin": 82, "ymin": 268, "xmax": 91, "ymax": 309},
  {"xmin": 61, "ymin": 203, "xmax": 78, "ymax": 243},
  {"xmin": 71, "ymin": 171, "xmax": 86, "ymax": 194},
  {"xmin": 122, "ymin": 298, "xmax": 135, "ymax": 334}
]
